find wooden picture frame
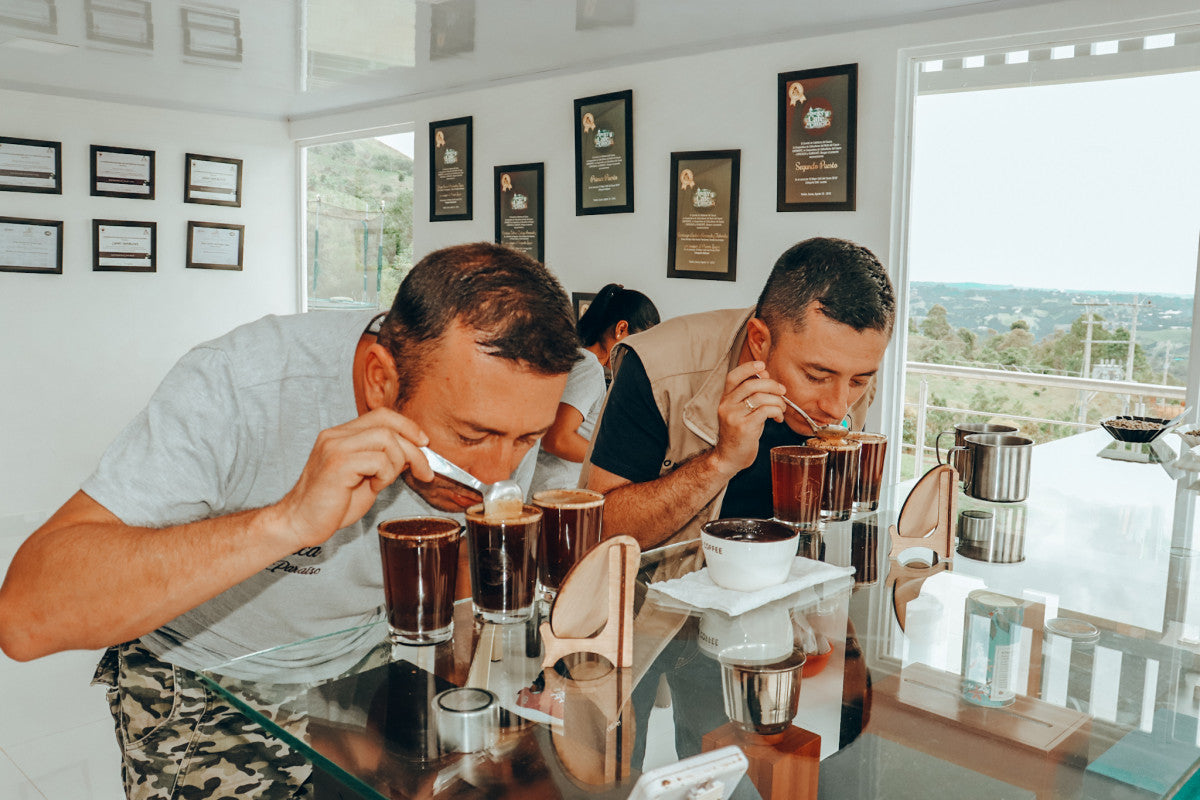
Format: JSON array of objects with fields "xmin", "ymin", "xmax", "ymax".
[
  {"xmin": 429, "ymin": 116, "xmax": 472, "ymax": 221},
  {"xmin": 574, "ymin": 89, "xmax": 634, "ymax": 215},
  {"xmin": 186, "ymin": 221, "xmax": 244, "ymax": 270},
  {"xmin": 0, "ymin": 216, "xmax": 63, "ymax": 274},
  {"xmin": 572, "ymin": 291, "xmax": 597, "ymax": 323},
  {"xmin": 93, "ymin": 219, "xmax": 156, "ymax": 272},
  {"xmin": 777, "ymin": 63, "xmax": 858, "ymax": 212},
  {"xmin": 494, "ymin": 163, "xmax": 545, "ymax": 262},
  {"xmin": 667, "ymin": 149, "xmax": 740, "ymax": 282},
  {"xmin": 185, "ymin": 153, "xmax": 242, "ymax": 207},
  {"xmin": 0, "ymin": 136, "xmax": 61, "ymax": 194},
  {"xmin": 90, "ymin": 145, "xmax": 155, "ymax": 199}
]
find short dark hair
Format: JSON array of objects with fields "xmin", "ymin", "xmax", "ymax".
[
  {"xmin": 379, "ymin": 243, "xmax": 580, "ymax": 402},
  {"xmin": 577, "ymin": 283, "xmax": 661, "ymax": 347},
  {"xmin": 755, "ymin": 237, "xmax": 895, "ymax": 337}
]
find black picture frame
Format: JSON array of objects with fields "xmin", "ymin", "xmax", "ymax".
[
  {"xmin": 667, "ymin": 150, "xmax": 740, "ymax": 282},
  {"xmin": 0, "ymin": 216, "xmax": 63, "ymax": 274},
  {"xmin": 93, "ymin": 219, "xmax": 156, "ymax": 272},
  {"xmin": 572, "ymin": 291, "xmax": 597, "ymax": 323},
  {"xmin": 0, "ymin": 136, "xmax": 62, "ymax": 194},
  {"xmin": 185, "ymin": 153, "xmax": 243, "ymax": 207},
  {"xmin": 186, "ymin": 221, "xmax": 244, "ymax": 271},
  {"xmin": 777, "ymin": 63, "xmax": 858, "ymax": 212},
  {"xmin": 574, "ymin": 89, "xmax": 634, "ymax": 215},
  {"xmin": 429, "ymin": 116, "xmax": 472, "ymax": 221},
  {"xmin": 494, "ymin": 163, "xmax": 545, "ymax": 262},
  {"xmin": 90, "ymin": 145, "xmax": 155, "ymax": 199}
]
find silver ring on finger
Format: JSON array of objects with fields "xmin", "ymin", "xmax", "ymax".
[{"xmin": 745, "ymin": 398, "xmax": 756, "ymax": 412}]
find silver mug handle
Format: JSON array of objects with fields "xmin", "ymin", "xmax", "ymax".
[
  {"xmin": 935, "ymin": 430, "xmax": 954, "ymax": 465},
  {"xmin": 945, "ymin": 445, "xmax": 969, "ymax": 488}
]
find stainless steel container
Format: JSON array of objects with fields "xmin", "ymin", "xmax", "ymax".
[
  {"xmin": 936, "ymin": 423, "xmax": 1020, "ymax": 486},
  {"xmin": 717, "ymin": 647, "xmax": 806, "ymax": 735},
  {"xmin": 957, "ymin": 433, "xmax": 1033, "ymax": 503},
  {"xmin": 434, "ymin": 687, "xmax": 499, "ymax": 753}
]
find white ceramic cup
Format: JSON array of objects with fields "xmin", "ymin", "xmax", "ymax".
[{"xmin": 700, "ymin": 518, "xmax": 799, "ymax": 592}]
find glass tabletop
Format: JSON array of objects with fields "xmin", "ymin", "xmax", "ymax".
[{"xmin": 198, "ymin": 429, "xmax": 1200, "ymax": 799}]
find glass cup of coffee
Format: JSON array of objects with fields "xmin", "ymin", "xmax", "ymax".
[
  {"xmin": 847, "ymin": 432, "xmax": 887, "ymax": 512},
  {"xmin": 770, "ymin": 446, "xmax": 827, "ymax": 530},
  {"xmin": 532, "ymin": 488, "xmax": 604, "ymax": 604},
  {"xmin": 377, "ymin": 517, "xmax": 462, "ymax": 645},
  {"xmin": 465, "ymin": 503, "xmax": 542, "ymax": 623},
  {"xmin": 808, "ymin": 437, "xmax": 862, "ymax": 521}
]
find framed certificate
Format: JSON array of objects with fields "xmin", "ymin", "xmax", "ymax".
[
  {"xmin": 574, "ymin": 89, "xmax": 634, "ymax": 215},
  {"xmin": 91, "ymin": 145, "xmax": 155, "ymax": 199},
  {"xmin": 572, "ymin": 291, "xmax": 597, "ymax": 323},
  {"xmin": 777, "ymin": 63, "xmax": 858, "ymax": 212},
  {"xmin": 429, "ymin": 117, "xmax": 472, "ymax": 221},
  {"xmin": 0, "ymin": 136, "xmax": 61, "ymax": 194},
  {"xmin": 86, "ymin": 0, "xmax": 153, "ymax": 50},
  {"xmin": 494, "ymin": 163, "xmax": 544, "ymax": 262},
  {"xmin": 667, "ymin": 150, "xmax": 740, "ymax": 282},
  {"xmin": 185, "ymin": 153, "xmax": 242, "ymax": 207},
  {"xmin": 0, "ymin": 217, "xmax": 63, "ymax": 274},
  {"xmin": 187, "ymin": 221, "xmax": 244, "ymax": 270},
  {"xmin": 93, "ymin": 219, "xmax": 156, "ymax": 272}
]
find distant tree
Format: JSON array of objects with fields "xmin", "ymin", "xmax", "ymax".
[
  {"xmin": 957, "ymin": 328, "xmax": 977, "ymax": 359},
  {"xmin": 1011, "ymin": 319, "xmax": 1029, "ymax": 331},
  {"xmin": 920, "ymin": 304, "xmax": 952, "ymax": 340}
]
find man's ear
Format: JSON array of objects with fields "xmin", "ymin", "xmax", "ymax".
[
  {"xmin": 746, "ymin": 317, "xmax": 772, "ymax": 362},
  {"xmin": 362, "ymin": 343, "xmax": 400, "ymax": 410}
]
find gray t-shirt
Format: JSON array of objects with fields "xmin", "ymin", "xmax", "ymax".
[
  {"xmin": 530, "ymin": 348, "xmax": 606, "ymax": 493},
  {"xmin": 82, "ymin": 310, "xmax": 535, "ymax": 675}
]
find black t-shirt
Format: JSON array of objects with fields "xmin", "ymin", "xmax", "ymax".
[{"xmin": 590, "ymin": 350, "xmax": 808, "ymax": 519}]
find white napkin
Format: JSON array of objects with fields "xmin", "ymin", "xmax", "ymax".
[{"xmin": 647, "ymin": 557, "xmax": 855, "ymax": 617}]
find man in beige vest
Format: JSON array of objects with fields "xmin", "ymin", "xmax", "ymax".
[{"xmin": 585, "ymin": 237, "xmax": 895, "ymax": 551}]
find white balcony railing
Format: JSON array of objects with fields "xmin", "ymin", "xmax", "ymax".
[{"xmin": 903, "ymin": 361, "xmax": 1187, "ymax": 478}]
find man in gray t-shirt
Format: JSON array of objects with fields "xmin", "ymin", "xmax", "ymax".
[{"xmin": 0, "ymin": 242, "xmax": 581, "ymax": 799}]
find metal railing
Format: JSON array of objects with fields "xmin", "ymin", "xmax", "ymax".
[{"xmin": 903, "ymin": 361, "xmax": 1187, "ymax": 477}]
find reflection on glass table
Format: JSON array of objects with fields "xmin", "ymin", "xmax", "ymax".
[
  {"xmin": 199, "ymin": 540, "xmax": 853, "ymax": 799},
  {"xmin": 198, "ymin": 429, "xmax": 1200, "ymax": 798}
]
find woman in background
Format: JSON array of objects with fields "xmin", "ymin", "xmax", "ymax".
[
  {"xmin": 578, "ymin": 283, "xmax": 661, "ymax": 374},
  {"xmin": 531, "ymin": 284, "xmax": 660, "ymax": 492}
]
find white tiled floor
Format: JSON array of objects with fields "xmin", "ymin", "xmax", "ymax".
[{"xmin": 0, "ymin": 515, "xmax": 125, "ymax": 800}]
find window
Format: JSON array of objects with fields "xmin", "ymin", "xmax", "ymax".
[
  {"xmin": 303, "ymin": 131, "xmax": 414, "ymax": 311},
  {"xmin": 901, "ymin": 27, "xmax": 1200, "ymax": 476}
]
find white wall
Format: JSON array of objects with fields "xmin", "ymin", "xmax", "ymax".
[
  {"xmin": 0, "ymin": 90, "xmax": 297, "ymax": 519},
  {"xmin": 294, "ymin": 0, "xmax": 1200, "ymax": 317},
  {"xmin": 291, "ymin": 0, "xmax": 1200, "ymax": 444}
]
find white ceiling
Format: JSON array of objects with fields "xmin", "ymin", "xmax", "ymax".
[{"xmin": 0, "ymin": 0, "xmax": 1057, "ymax": 121}]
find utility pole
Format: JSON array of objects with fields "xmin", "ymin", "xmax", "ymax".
[
  {"xmin": 312, "ymin": 195, "xmax": 320, "ymax": 293},
  {"xmin": 1072, "ymin": 296, "xmax": 1151, "ymax": 420}
]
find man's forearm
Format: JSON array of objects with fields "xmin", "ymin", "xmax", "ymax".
[
  {"xmin": 594, "ymin": 449, "xmax": 734, "ymax": 550},
  {"xmin": 0, "ymin": 493, "xmax": 298, "ymax": 661}
]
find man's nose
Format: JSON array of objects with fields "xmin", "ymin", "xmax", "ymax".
[
  {"xmin": 815, "ymin": 382, "xmax": 851, "ymax": 424},
  {"xmin": 464, "ymin": 440, "xmax": 524, "ymax": 485}
]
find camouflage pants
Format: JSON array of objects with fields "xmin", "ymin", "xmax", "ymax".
[{"xmin": 92, "ymin": 641, "xmax": 312, "ymax": 800}]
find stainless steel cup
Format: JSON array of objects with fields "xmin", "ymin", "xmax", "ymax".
[
  {"xmin": 718, "ymin": 647, "xmax": 806, "ymax": 735},
  {"xmin": 953, "ymin": 433, "xmax": 1033, "ymax": 503},
  {"xmin": 936, "ymin": 423, "xmax": 1020, "ymax": 486}
]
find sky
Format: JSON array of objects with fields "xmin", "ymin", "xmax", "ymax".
[
  {"xmin": 376, "ymin": 132, "xmax": 415, "ymax": 160},
  {"xmin": 909, "ymin": 69, "xmax": 1200, "ymax": 296}
]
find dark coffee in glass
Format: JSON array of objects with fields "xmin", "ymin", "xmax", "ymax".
[
  {"xmin": 532, "ymin": 488, "xmax": 604, "ymax": 602},
  {"xmin": 770, "ymin": 446, "xmax": 827, "ymax": 529},
  {"xmin": 847, "ymin": 432, "xmax": 887, "ymax": 511},
  {"xmin": 377, "ymin": 517, "xmax": 462, "ymax": 645},
  {"xmin": 809, "ymin": 437, "xmax": 862, "ymax": 521},
  {"xmin": 465, "ymin": 504, "xmax": 541, "ymax": 623}
]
